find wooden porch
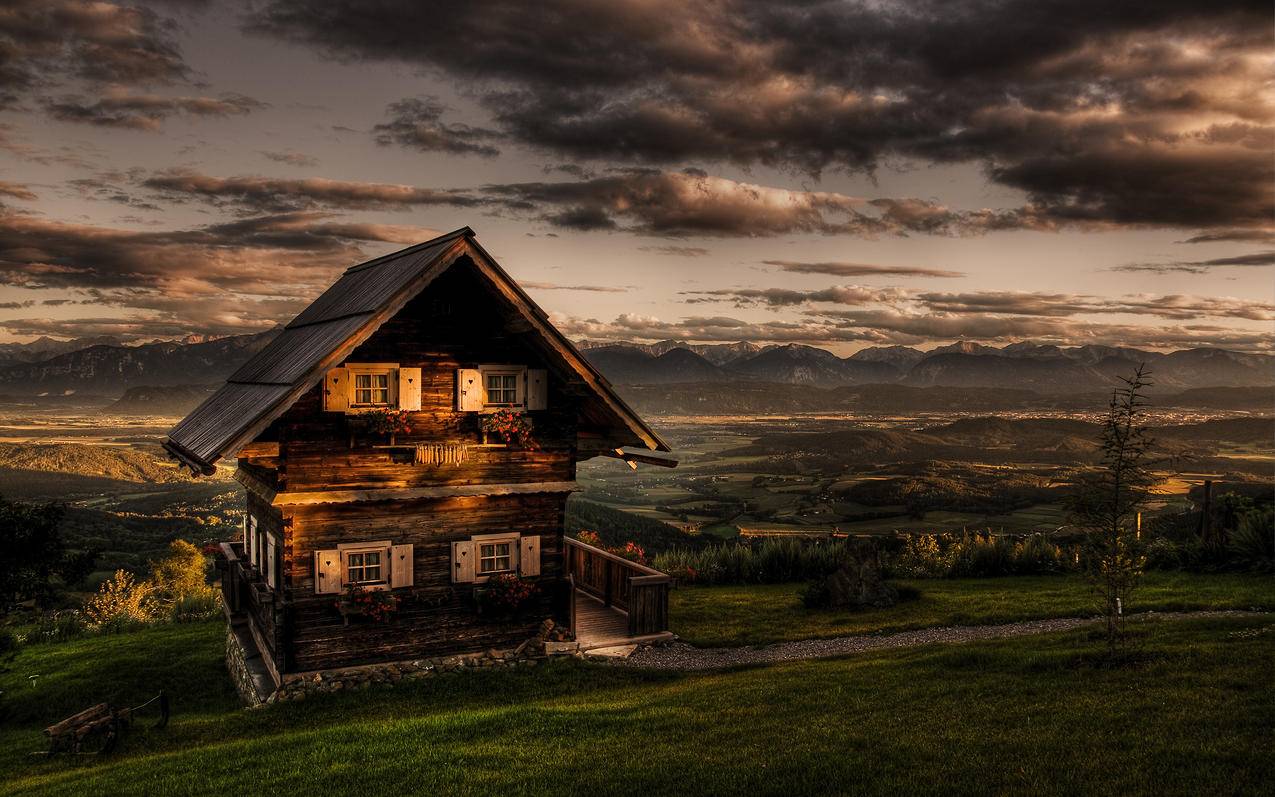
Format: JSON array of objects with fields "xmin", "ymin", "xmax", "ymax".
[{"xmin": 564, "ymin": 537, "xmax": 673, "ymax": 651}]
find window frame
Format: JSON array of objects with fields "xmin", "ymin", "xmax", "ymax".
[
  {"xmin": 337, "ymin": 540, "xmax": 392, "ymax": 590},
  {"xmin": 470, "ymin": 532, "xmax": 522, "ymax": 582},
  {"xmin": 478, "ymin": 364, "xmax": 526, "ymax": 410},
  {"xmin": 345, "ymin": 363, "xmax": 399, "ymax": 411}
]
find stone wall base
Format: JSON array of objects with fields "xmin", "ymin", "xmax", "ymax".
[
  {"xmin": 225, "ymin": 618, "xmax": 589, "ymax": 705},
  {"xmin": 225, "ymin": 625, "xmax": 271, "ymax": 707}
]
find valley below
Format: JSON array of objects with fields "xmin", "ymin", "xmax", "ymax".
[{"xmin": 2, "ymin": 385, "xmax": 1270, "ymax": 587}]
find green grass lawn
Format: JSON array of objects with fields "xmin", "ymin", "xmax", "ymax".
[
  {"xmin": 1, "ymin": 616, "xmax": 1272, "ymax": 795},
  {"xmin": 670, "ymin": 572, "xmax": 1275, "ymax": 647}
]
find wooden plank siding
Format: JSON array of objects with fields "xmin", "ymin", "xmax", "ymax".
[
  {"xmin": 219, "ymin": 258, "xmax": 668, "ymax": 674},
  {"xmin": 262, "ymin": 266, "xmax": 584, "ymax": 495},
  {"xmin": 281, "ymin": 492, "xmax": 569, "ymax": 671}
]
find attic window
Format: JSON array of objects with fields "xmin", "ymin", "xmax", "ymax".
[{"xmin": 485, "ymin": 371, "xmax": 520, "ymax": 406}]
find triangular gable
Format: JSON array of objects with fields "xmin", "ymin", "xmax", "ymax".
[{"xmin": 164, "ymin": 227, "xmax": 668, "ymax": 473}]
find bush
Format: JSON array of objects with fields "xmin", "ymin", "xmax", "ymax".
[
  {"xmin": 170, "ymin": 591, "xmax": 221, "ymax": 623},
  {"xmin": 892, "ymin": 532, "xmax": 1078, "ymax": 579},
  {"xmin": 84, "ymin": 569, "xmax": 155, "ymax": 630},
  {"xmin": 1143, "ymin": 537, "xmax": 1183, "ymax": 571},
  {"xmin": 800, "ymin": 543, "xmax": 917, "ymax": 610},
  {"xmin": 1229, "ymin": 506, "xmax": 1274, "ymax": 573},
  {"xmin": 149, "ymin": 539, "xmax": 219, "ymax": 615},
  {"xmin": 24, "ymin": 609, "xmax": 88, "ymax": 644},
  {"xmin": 653, "ymin": 537, "xmax": 850, "ymax": 586}
]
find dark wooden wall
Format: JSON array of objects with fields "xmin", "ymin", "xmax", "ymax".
[
  {"xmin": 265, "ymin": 264, "xmax": 580, "ymax": 494},
  {"xmin": 233, "ymin": 260, "xmax": 590, "ymax": 673},
  {"xmin": 244, "ymin": 492, "xmax": 287, "ymax": 674},
  {"xmin": 282, "ymin": 492, "xmax": 568, "ymax": 671}
]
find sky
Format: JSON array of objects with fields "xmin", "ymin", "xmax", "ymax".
[{"xmin": 0, "ymin": 0, "xmax": 1272, "ymax": 354}]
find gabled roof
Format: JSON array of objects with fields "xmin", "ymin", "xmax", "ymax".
[{"xmin": 164, "ymin": 227, "xmax": 669, "ymax": 474}]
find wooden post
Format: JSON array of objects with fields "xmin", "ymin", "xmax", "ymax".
[
  {"xmin": 1198, "ymin": 480, "xmax": 1214, "ymax": 548},
  {"xmin": 603, "ymin": 558, "xmax": 613, "ymax": 607}
]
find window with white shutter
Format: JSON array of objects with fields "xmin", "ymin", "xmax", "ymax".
[
  {"xmin": 455, "ymin": 365, "xmax": 548, "ymax": 412},
  {"xmin": 313, "ymin": 540, "xmax": 415, "ymax": 595},
  {"xmin": 452, "ymin": 533, "xmax": 539, "ymax": 582}
]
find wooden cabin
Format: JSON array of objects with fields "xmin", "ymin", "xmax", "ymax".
[{"xmin": 163, "ymin": 227, "xmax": 675, "ymax": 701}]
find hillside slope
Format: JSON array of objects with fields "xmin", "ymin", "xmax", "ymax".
[{"xmin": 0, "ymin": 615, "xmax": 1270, "ymax": 796}]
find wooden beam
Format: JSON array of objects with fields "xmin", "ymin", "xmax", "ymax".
[
  {"xmin": 237, "ymin": 441, "xmax": 280, "ymax": 458},
  {"xmin": 599, "ymin": 448, "xmax": 678, "ymax": 469},
  {"xmin": 235, "ymin": 468, "xmax": 278, "ymax": 504},
  {"xmin": 270, "ymin": 480, "xmax": 579, "ymax": 506}
]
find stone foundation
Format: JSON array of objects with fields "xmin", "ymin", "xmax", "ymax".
[
  {"xmin": 225, "ymin": 618, "xmax": 587, "ymax": 705},
  {"xmin": 225, "ymin": 626, "xmax": 269, "ymax": 707}
]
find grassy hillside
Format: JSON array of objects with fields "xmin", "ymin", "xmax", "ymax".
[
  {"xmin": 669, "ymin": 572, "xmax": 1275, "ymax": 647},
  {"xmin": 1, "ymin": 615, "xmax": 1272, "ymax": 795},
  {"xmin": 0, "ymin": 443, "xmax": 192, "ymax": 484}
]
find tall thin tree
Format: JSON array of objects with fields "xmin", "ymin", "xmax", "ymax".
[{"xmin": 1067, "ymin": 366, "xmax": 1155, "ymax": 654}]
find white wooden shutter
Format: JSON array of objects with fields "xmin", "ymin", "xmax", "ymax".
[
  {"xmin": 398, "ymin": 367, "xmax": 421, "ymax": 411},
  {"xmin": 314, "ymin": 549, "xmax": 341, "ymax": 594},
  {"xmin": 248, "ymin": 516, "xmax": 258, "ymax": 567},
  {"xmin": 390, "ymin": 543, "xmax": 414, "ymax": 589},
  {"xmin": 456, "ymin": 368, "xmax": 482, "ymax": 411},
  {"xmin": 526, "ymin": 369, "xmax": 548, "ymax": 411},
  {"xmin": 323, "ymin": 367, "xmax": 350, "ymax": 412},
  {"xmin": 451, "ymin": 540, "xmax": 475, "ymax": 583},
  {"xmin": 519, "ymin": 535, "xmax": 541, "ymax": 577},
  {"xmin": 266, "ymin": 536, "xmax": 277, "ymax": 589}
]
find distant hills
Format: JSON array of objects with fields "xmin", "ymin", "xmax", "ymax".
[
  {"xmin": 583, "ymin": 340, "xmax": 1275, "ymax": 394},
  {"xmin": 0, "ymin": 330, "xmax": 1269, "ymax": 412},
  {"xmin": 0, "ymin": 329, "xmax": 279, "ymax": 397}
]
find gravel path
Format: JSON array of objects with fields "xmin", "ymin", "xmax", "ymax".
[{"xmin": 611, "ymin": 610, "xmax": 1267, "ymax": 671}]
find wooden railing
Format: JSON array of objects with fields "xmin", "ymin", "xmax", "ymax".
[
  {"xmin": 217, "ymin": 542, "xmax": 272, "ymax": 638},
  {"xmin": 563, "ymin": 537, "xmax": 670, "ymax": 637}
]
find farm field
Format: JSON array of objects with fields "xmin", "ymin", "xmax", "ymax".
[
  {"xmin": 667, "ymin": 573, "xmax": 1275, "ymax": 647},
  {"xmin": 1, "ymin": 614, "xmax": 1271, "ymax": 796},
  {"xmin": 579, "ymin": 412, "xmax": 1274, "ymax": 542}
]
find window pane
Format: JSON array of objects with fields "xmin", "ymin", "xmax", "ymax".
[
  {"xmin": 353, "ymin": 372, "xmax": 391, "ymax": 405},
  {"xmin": 478, "ymin": 541, "xmax": 514, "ymax": 573},
  {"xmin": 485, "ymin": 373, "xmax": 519, "ymax": 405}
]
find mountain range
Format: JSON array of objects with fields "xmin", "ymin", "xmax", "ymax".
[
  {"xmin": 0, "ymin": 330, "xmax": 279, "ymax": 396},
  {"xmin": 0, "ymin": 331, "xmax": 1270, "ymax": 402},
  {"xmin": 582, "ymin": 341, "xmax": 1275, "ymax": 393}
]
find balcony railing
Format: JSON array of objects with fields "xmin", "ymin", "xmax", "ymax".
[{"xmin": 563, "ymin": 537, "xmax": 670, "ymax": 637}]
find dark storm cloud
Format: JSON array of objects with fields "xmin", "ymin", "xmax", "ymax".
[
  {"xmin": 249, "ymin": 0, "xmax": 1274, "ymax": 232},
  {"xmin": 1114, "ymin": 251, "xmax": 1275, "ymax": 274},
  {"xmin": 261, "ymin": 150, "xmax": 320, "ymax": 168},
  {"xmin": 681, "ymin": 286, "xmax": 1274, "ymax": 321},
  {"xmin": 522, "ymin": 282, "xmax": 630, "ymax": 293},
  {"xmin": 555, "ymin": 311, "xmax": 1275, "ymax": 351},
  {"xmin": 0, "ymin": 182, "xmax": 36, "ymax": 201},
  {"xmin": 44, "ymin": 91, "xmax": 266, "ymax": 130},
  {"xmin": 373, "ymin": 97, "xmax": 504, "ymax": 157},
  {"xmin": 683, "ymin": 286, "xmax": 893, "ymax": 308},
  {"xmin": 0, "ymin": 208, "xmax": 442, "ymax": 342},
  {"xmin": 639, "ymin": 245, "xmax": 711, "ymax": 257},
  {"xmin": 914, "ymin": 291, "xmax": 1275, "ymax": 322},
  {"xmin": 0, "ymin": 0, "xmax": 190, "ymax": 109},
  {"xmin": 765, "ymin": 260, "xmax": 964, "ymax": 279},
  {"xmin": 139, "ymin": 169, "xmax": 485, "ymax": 212},
  {"xmin": 1180, "ymin": 230, "xmax": 1275, "ymax": 245},
  {"xmin": 480, "ymin": 169, "xmax": 1046, "ymax": 237}
]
